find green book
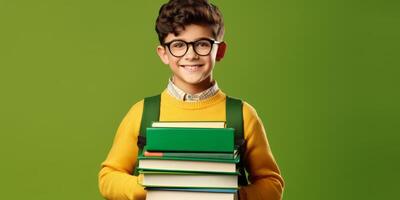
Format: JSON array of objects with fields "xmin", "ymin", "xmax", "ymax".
[
  {"xmin": 137, "ymin": 156, "xmax": 238, "ymax": 173},
  {"xmin": 138, "ymin": 152, "xmax": 240, "ymax": 163},
  {"xmin": 146, "ymin": 127, "xmax": 235, "ymax": 153},
  {"xmin": 138, "ymin": 170, "xmax": 238, "ymax": 189},
  {"xmin": 143, "ymin": 148, "xmax": 239, "ymax": 160}
]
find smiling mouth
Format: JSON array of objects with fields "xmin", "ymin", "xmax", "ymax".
[
  {"xmin": 180, "ymin": 64, "xmax": 204, "ymax": 72},
  {"xmin": 180, "ymin": 64, "xmax": 203, "ymax": 67}
]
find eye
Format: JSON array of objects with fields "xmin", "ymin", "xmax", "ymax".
[
  {"xmin": 171, "ymin": 41, "xmax": 186, "ymax": 48},
  {"xmin": 195, "ymin": 40, "xmax": 212, "ymax": 48}
]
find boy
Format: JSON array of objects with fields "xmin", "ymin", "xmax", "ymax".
[{"xmin": 98, "ymin": 0, "xmax": 284, "ymax": 199}]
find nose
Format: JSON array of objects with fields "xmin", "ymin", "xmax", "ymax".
[{"xmin": 184, "ymin": 44, "xmax": 199, "ymax": 60}]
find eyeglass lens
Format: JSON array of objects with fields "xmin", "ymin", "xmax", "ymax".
[{"xmin": 169, "ymin": 40, "xmax": 213, "ymax": 57}]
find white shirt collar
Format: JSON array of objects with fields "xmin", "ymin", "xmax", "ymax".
[{"xmin": 167, "ymin": 78, "xmax": 220, "ymax": 102}]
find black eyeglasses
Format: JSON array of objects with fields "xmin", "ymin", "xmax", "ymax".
[{"xmin": 163, "ymin": 38, "xmax": 221, "ymax": 57}]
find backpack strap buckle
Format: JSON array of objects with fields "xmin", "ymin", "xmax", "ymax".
[
  {"xmin": 137, "ymin": 135, "xmax": 146, "ymax": 148},
  {"xmin": 235, "ymin": 136, "xmax": 245, "ymax": 149}
]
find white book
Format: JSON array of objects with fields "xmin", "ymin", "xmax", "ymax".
[
  {"xmin": 146, "ymin": 190, "xmax": 236, "ymax": 200},
  {"xmin": 139, "ymin": 171, "xmax": 238, "ymax": 188},
  {"xmin": 138, "ymin": 159, "xmax": 237, "ymax": 173},
  {"xmin": 151, "ymin": 121, "xmax": 226, "ymax": 128}
]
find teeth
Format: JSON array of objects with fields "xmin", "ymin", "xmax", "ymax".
[
  {"xmin": 183, "ymin": 65, "xmax": 200, "ymax": 67},
  {"xmin": 182, "ymin": 65, "xmax": 201, "ymax": 71}
]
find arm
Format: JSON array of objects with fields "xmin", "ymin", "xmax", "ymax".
[
  {"xmin": 239, "ymin": 102, "xmax": 284, "ymax": 200},
  {"xmin": 98, "ymin": 100, "xmax": 146, "ymax": 200}
]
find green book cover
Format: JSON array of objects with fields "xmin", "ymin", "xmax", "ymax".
[
  {"xmin": 138, "ymin": 152, "xmax": 240, "ymax": 163},
  {"xmin": 137, "ymin": 156, "xmax": 238, "ymax": 173},
  {"xmin": 138, "ymin": 170, "xmax": 239, "ymax": 189},
  {"xmin": 146, "ymin": 127, "xmax": 235, "ymax": 152},
  {"xmin": 143, "ymin": 147, "xmax": 238, "ymax": 160}
]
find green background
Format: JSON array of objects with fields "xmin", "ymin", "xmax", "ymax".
[{"xmin": 1, "ymin": 0, "xmax": 399, "ymax": 199}]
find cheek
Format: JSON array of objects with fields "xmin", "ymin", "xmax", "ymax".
[
  {"xmin": 168, "ymin": 56, "xmax": 181, "ymax": 66},
  {"xmin": 204, "ymin": 55, "xmax": 215, "ymax": 66}
]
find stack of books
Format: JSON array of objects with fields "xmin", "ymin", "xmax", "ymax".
[{"xmin": 137, "ymin": 121, "xmax": 240, "ymax": 200}]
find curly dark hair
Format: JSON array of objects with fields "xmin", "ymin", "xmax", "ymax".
[{"xmin": 155, "ymin": 0, "xmax": 225, "ymax": 44}]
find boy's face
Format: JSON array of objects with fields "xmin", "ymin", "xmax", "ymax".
[{"xmin": 157, "ymin": 24, "xmax": 219, "ymax": 93}]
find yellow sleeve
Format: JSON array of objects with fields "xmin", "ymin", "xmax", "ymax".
[
  {"xmin": 98, "ymin": 100, "xmax": 146, "ymax": 200},
  {"xmin": 239, "ymin": 102, "xmax": 285, "ymax": 200}
]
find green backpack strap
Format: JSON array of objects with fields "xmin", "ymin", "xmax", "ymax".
[
  {"xmin": 133, "ymin": 94, "xmax": 161, "ymax": 175},
  {"xmin": 226, "ymin": 96, "xmax": 249, "ymax": 186}
]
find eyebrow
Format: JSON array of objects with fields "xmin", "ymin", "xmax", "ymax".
[{"xmin": 165, "ymin": 37, "xmax": 215, "ymax": 44}]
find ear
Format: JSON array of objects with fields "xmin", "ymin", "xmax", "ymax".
[
  {"xmin": 216, "ymin": 42, "xmax": 226, "ymax": 62},
  {"xmin": 157, "ymin": 45, "xmax": 169, "ymax": 65}
]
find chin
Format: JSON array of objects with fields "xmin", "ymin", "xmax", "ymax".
[{"xmin": 183, "ymin": 79, "xmax": 204, "ymax": 85}]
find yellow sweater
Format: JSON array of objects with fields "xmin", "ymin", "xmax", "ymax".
[{"xmin": 98, "ymin": 90, "xmax": 284, "ymax": 200}]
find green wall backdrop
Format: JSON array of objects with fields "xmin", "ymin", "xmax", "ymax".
[{"xmin": 1, "ymin": 0, "xmax": 399, "ymax": 199}]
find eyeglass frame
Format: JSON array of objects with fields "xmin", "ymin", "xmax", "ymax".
[{"xmin": 163, "ymin": 38, "xmax": 222, "ymax": 57}]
